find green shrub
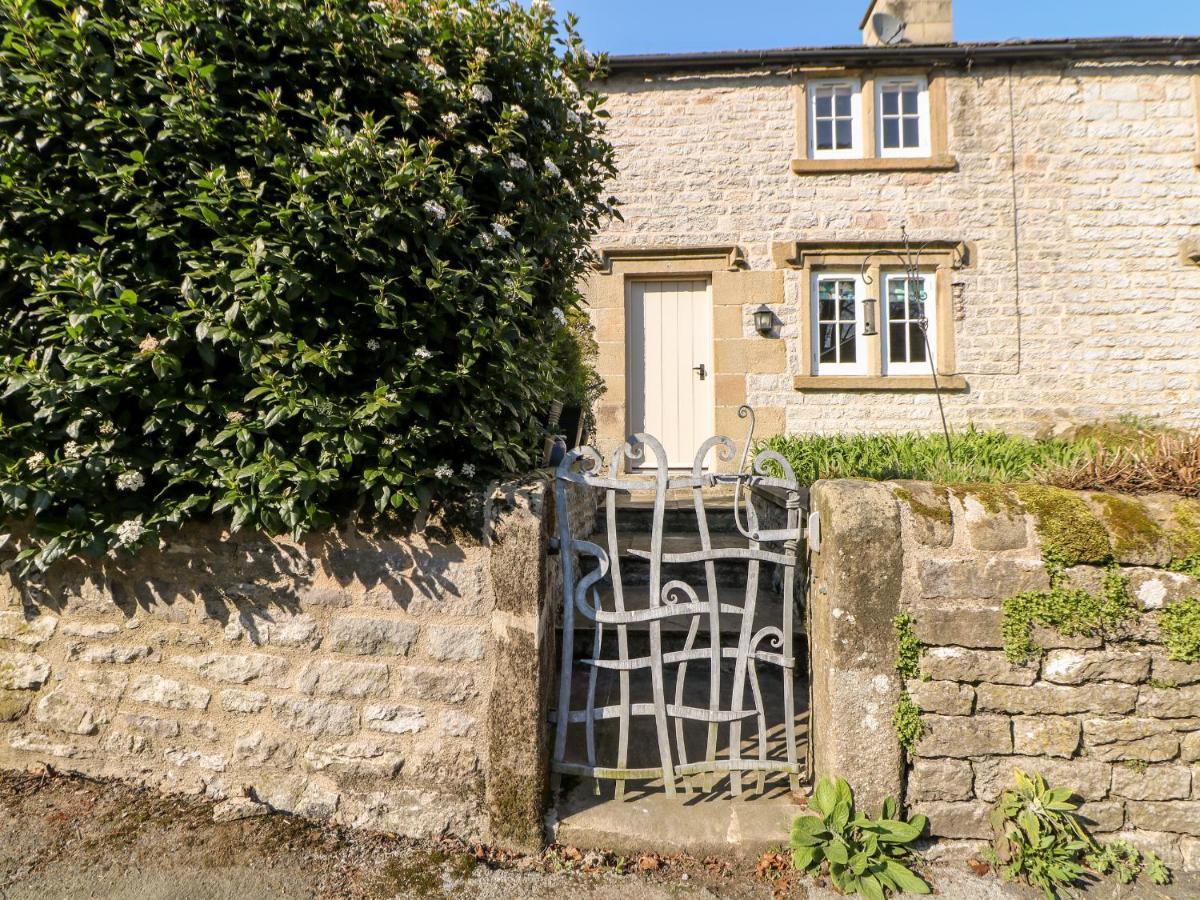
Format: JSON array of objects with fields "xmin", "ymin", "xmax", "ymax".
[
  {"xmin": 0, "ymin": 0, "xmax": 616, "ymax": 568},
  {"xmin": 789, "ymin": 776, "xmax": 929, "ymax": 899},
  {"xmin": 759, "ymin": 427, "xmax": 1093, "ymax": 487}
]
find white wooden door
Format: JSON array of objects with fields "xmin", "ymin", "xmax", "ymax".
[{"xmin": 627, "ymin": 279, "xmax": 715, "ymax": 468}]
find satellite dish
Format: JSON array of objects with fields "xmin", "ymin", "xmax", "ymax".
[{"xmin": 872, "ymin": 12, "xmax": 907, "ymax": 45}]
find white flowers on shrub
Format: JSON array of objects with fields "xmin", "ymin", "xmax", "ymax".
[
  {"xmin": 552, "ymin": 307, "xmax": 568, "ymax": 326},
  {"xmin": 507, "ymin": 154, "xmax": 527, "ymax": 169},
  {"xmin": 478, "ymin": 232, "xmax": 495, "ymax": 249},
  {"xmin": 461, "ymin": 463, "xmax": 476, "ymax": 478},
  {"xmin": 423, "ymin": 200, "xmax": 447, "ymax": 220},
  {"xmin": 440, "ymin": 111, "xmax": 460, "ymax": 128},
  {"xmin": 402, "ymin": 92, "xmax": 420, "ymax": 111},
  {"xmin": 508, "ymin": 104, "xmax": 528, "ymax": 120},
  {"xmin": 138, "ymin": 335, "xmax": 160, "ymax": 353},
  {"xmin": 227, "ymin": 410, "xmax": 245, "ymax": 423},
  {"xmin": 467, "ymin": 143, "xmax": 486, "ymax": 157},
  {"xmin": 491, "ymin": 222, "xmax": 512, "ymax": 240},
  {"xmin": 116, "ymin": 517, "xmax": 145, "ymax": 546},
  {"xmin": 98, "ymin": 421, "xmax": 116, "ymax": 435},
  {"xmin": 470, "ymin": 84, "xmax": 492, "ymax": 104},
  {"xmin": 414, "ymin": 346, "xmax": 433, "ymax": 360},
  {"xmin": 426, "ymin": 62, "xmax": 447, "ymax": 79},
  {"xmin": 566, "ymin": 108, "xmax": 581, "ymax": 126},
  {"xmin": 544, "ymin": 158, "xmax": 560, "ymax": 177},
  {"xmin": 499, "ymin": 180, "xmax": 515, "ymax": 194},
  {"xmin": 25, "ymin": 452, "xmax": 45, "ymax": 469},
  {"xmin": 367, "ymin": 338, "xmax": 381, "ymax": 351},
  {"xmin": 117, "ymin": 471, "xmax": 145, "ymax": 492},
  {"xmin": 63, "ymin": 440, "xmax": 81, "ymax": 458},
  {"xmin": 434, "ymin": 464, "xmax": 454, "ymax": 480}
]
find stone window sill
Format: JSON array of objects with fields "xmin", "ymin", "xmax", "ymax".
[
  {"xmin": 790, "ymin": 155, "xmax": 958, "ymax": 175},
  {"xmin": 793, "ymin": 375, "xmax": 968, "ymax": 392}
]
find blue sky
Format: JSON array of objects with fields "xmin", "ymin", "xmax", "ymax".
[{"xmin": 528, "ymin": 1, "xmax": 1198, "ymax": 56}]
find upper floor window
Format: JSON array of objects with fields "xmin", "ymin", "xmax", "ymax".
[
  {"xmin": 876, "ymin": 76, "xmax": 929, "ymax": 157},
  {"xmin": 808, "ymin": 79, "xmax": 861, "ymax": 160}
]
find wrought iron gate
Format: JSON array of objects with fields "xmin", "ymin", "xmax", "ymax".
[{"xmin": 552, "ymin": 405, "xmax": 806, "ymax": 798}]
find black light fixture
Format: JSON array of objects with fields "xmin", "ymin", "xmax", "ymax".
[
  {"xmin": 753, "ymin": 305, "xmax": 774, "ymax": 335},
  {"xmin": 862, "ymin": 297, "xmax": 879, "ymax": 336}
]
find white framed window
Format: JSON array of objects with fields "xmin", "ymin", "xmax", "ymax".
[
  {"xmin": 876, "ymin": 76, "xmax": 929, "ymax": 157},
  {"xmin": 808, "ymin": 79, "xmax": 862, "ymax": 159},
  {"xmin": 812, "ymin": 273, "xmax": 866, "ymax": 375},
  {"xmin": 882, "ymin": 272, "xmax": 936, "ymax": 375}
]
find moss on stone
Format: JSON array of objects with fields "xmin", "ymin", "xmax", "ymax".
[
  {"xmin": 0, "ymin": 689, "xmax": 29, "ymax": 722},
  {"xmin": 947, "ymin": 483, "xmax": 1020, "ymax": 515},
  {"xmin": 1011, "ymin": 485, "xmax": 1112, "ymax": 566},
  {"xmin": 1160, "ymin": 598, "xmax": 1200, "ymax": 663},
  {"xmin": 892, "ymin": 487, "xmax": 952, "ymax": 526},
  {"xmin": 1167, "ymin": 499, "xmax": 1200, "ymax": 562},
  {"xmin": 1090, "ymin": 493, "xmax": 1163, "ymax": 560}
]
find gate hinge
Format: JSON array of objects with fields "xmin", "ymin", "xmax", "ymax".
[{"xmin": 806, "ymin": 511, "xmax": 820, "ymax": 553}]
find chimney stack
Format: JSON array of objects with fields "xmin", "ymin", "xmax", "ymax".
[{"xmin": 860, "ymin": 0, "xmax": 953, "ymax": 46}]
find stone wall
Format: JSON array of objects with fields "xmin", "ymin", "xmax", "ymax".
[
  {"xmin": 0, "ymin": 477, "xmax": 592, "ymax": 850},
  {"xmin": 809, "ymin": 480, "xmax": 1200, "ymax": 870},
  {"xmin": 588, "ymin": 60, "xmax": 1200, "ymax": 447}
]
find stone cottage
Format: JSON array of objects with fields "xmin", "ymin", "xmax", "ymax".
[{"xmin": 585, "ymin": 0, "xmax": 1200, "ymax": 469}]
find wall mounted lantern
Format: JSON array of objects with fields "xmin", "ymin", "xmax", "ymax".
[
  {"xmin": 753, "ymin": 305, "xmax": 774, "ymax": 335},
  {"xmin": 862, "ymin": 297, "xmax": 879, "ymax": 336}
]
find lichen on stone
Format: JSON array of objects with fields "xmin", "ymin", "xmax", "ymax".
[
  {"xmin": 1089, "ymin": 492, "xmax": 1163, "ymax": 560},
  {"xmin": 1011, "ymin": 485, "xmax": 1112, "ymax": 566},
  {"xmin": 1166, "ymin": 499, "xmax": 1200, "ymax": 566},
  {"xmin": 948, "ymin": 483, "xmax": 1020, "ymax": 516},
  {"xmin": 892, "ymin": 487, "xmax": 952, "ymax": 526}
]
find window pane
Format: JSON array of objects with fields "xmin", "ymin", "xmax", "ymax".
[
  {"xmin": 881, "ymin": 90, "xmax": 898, "ymax": 115},
  {"xmin": 908, "ymin": 280, "xmax": 925, "ymax": 317},
  {"xmin": 815, "ymin": 94, "xmax": 831, "ymax": 117},
  {"xmin": 889, "ymin": 323, "xmax": 907, "ymax": 362},
  {"xmin": 816, "ymin": 120, "xmax": 833, "ymax": 150},
  {"xmin": 909, "ymin": 324, "xmax": 927, "ymax": 362},
  {"xmin": 839, "ymin": 324, "xmax": 857, "ymax": 362},
  {"xmin": 902, "ymin": 117, "xmax": 920, "ymax": 147},
  {"xmin": 819, "ymin": 324, "xmax": 837, "ymax": 363},
  {"xmin": 834, "ymin": 91, "xmax": 851, "ymax": 116},
  {"xmin": 819, "ymin": 296, "xmax": 835, "ymax": 320},
  {"xmin": 839, "ymin": 293, "xmax": 854, "ymax": 320},
  {"xmin": 882, "ymin": 118, "xmax": 900, "ymax": 149},
  {"xmin": 901, "ymin": 89, "xmax": 918, "ymax": 114},
  {"xmin": 835, "ymin": 119, "xmax": 851, "ymax": 148}
]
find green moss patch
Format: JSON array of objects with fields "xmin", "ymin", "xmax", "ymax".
[
  {"xmin": 1160, "ymin": 598, "xmax": 1200, "ymax": 663},
  {"xmin": 948, "ymin": 483, "xmax": 1021, "ymax": 516},
  {"xmin": 893, "ymin": 487, "xmax": 952, "ymax": 526},
  {"xmin": 1090, "ymin": 493, "xmax": 1163, "ymax": 560},
  {"xmin": 1167, "ymin": 500, "xmax": 1200, "ymax": 564},
  {"xmin": 1011, "ymin": 485, "xmax": 1112, "ymax": 566}
]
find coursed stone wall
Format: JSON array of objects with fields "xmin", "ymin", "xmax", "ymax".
[
  {"xmin": 0, "ymin": 477, "xmax": 592, "ymax": 850},
  {"xmin": 809, "ymin": 480, "xmax": 1200, "ymax": 871}
]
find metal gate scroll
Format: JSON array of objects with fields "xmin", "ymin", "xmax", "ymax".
[{"xmin": 551, "ymin": 405, "xmax": 805, "ymax": 797}]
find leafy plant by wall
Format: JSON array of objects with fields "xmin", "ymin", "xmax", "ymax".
[{"xmin": 0, "ymin": 0, "xmax": 617, "ymax": 568}]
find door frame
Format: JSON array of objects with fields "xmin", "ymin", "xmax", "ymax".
[{"xmin": 625, "ymin": 275, "xmax": 716, "ymax": 471}]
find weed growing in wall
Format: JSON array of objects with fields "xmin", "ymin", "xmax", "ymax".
[
  {"xmin": 891, "ymin": 614, "xmax": 925, "ymax": 755},
  {"xmin": 1160, "ymin": 598, "xmax": 1200, "ymax": 663}
]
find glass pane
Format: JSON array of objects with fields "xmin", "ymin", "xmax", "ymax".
[
  {"xmin": 909, "ymin": 323, "xmax": 927, "ymax": 362},
  {"xmin": 815, "ymin": 94, "xmax": 831, "ymax": 117},
  {"xmin": 889, "ymin": 323, "xmax": 907, "ymax": 362},
  {"xmin": 902, "ymin": 117, "xmax": 920, "ymax": 147},
  {"xmin": 881, "ymin": 90, "xmax": 898, "ymax": 115},
  {"xmin": 902, "ymin": 89, "xmax": 918, "ymax": 114},
  {"xmin": 816, "ymin": 120, "xmax": 833, "ymax": 150},
  {"xmin": 882, "ymin": 118, "xmax": 900, "ymax": 149},
  {"xmin": 835, "ymin": 119, "xmax": 851, "ymax": 148},
  {"xmin": 819, "ymin": 324, "xmax": 837, "ymax": 363},
  {"xmin": 889, "ymin": 296, "xmax": 906, "ymax": 319},
  {"xmin": 839, "ymin": 324, "xmax": 857, "ymax": 363},
  {"xmin": 839, "ymin": 293, "xmax": 854, "ymax": 320},
  {"xmin": 819, "ymin": 296, "xmax": 835, "ymax": 320},
  {"xmin": 908, "ymin": 280, "xmax": 925, "ymax": 316},
  {"xmin": 834, "ymin": 91, "xmax": 851, "ymax": 116}
]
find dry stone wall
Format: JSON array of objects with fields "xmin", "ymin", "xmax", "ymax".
[
  {"xmin": 809, "ymin": 480, "xmax": 1200, "ymax": 871},
  {"xmin": 0, "ymin": 477, "xmax": 592, "ymax": 850}
]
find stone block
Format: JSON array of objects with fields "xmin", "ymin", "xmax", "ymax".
[
  {"xmin": 917, "ymin": 558, "xmax": 983, "ymax": 599},
  {"xmin": 296, "ymin": 660, "xmax": 389, "ymax": 698},
  {"xmin": 976, "ymin": 683, "xmax": 1136, "ymax": 715},
  {"xmin": 1111, "ymin": 764, "xmax": 1193, "ymax": 801},
  {"xmin": 1153, "ymin": 658, "xmax": 1200, "ymax": 687},
  {"xmin": 907, "ymin": 758, "xmax": 974, "ymax": 802},
  {"xmin": 912, "ymin": 801, "xmax": 992, "ymax": 839},
  {"xmin": 73, "ymin": 644, "xmax": 155, "ymax": 665},
  {"xmin": 129, "ymin": 675, "xmax": 211, "ymax": 711},
  {"xmin": 76, "ymin": 669, "xmax": 128, "ymax": 700},
  {"xmin": 176, "ymin": 652, "xmax": 291, "ymax": 687},
  {"xmin": 0, "ymin": 611, "xmax": 58, "ymax": 648},
  {"xmin": 973, "ymin": 757, "xmax": 1112, "ymax": 802},
  {"xmin": 364, "ymin": 703, "xmax": 428, "ymax": 735},
  {"xmin": 394, "ymin": 666, "xmax": 477, "ymax": 703},
  {"xmin": 960, "ymin": 493, "xmax": 1029, "ymax": 551},
  {"xmin": 1012, "ymin": 716, "xmax": 1081, "ymax": 758},
  {"xmin": 1041, "ymin": 649, "xmax": 1150, "ymax": 685},
  {"xmin": 983, "ymin": 558, "xmax": 1051, "ymax": 597},
  {"xmin": 234, "ymin": 730, "xmax": 297, "ymax": 768},
  {"xmin": 271, "ymin": 697, "xmax": 357, "ymax": 737},
  {"xmin": 219, "ymin": 689, "xmax": 269, "ymax": 714},
  {"xmin": 1110, "ymin": 830, "xmax": 1185, "ymax": 869},
  {"xmin": 1139, "ymin": 685, "xmax": 1200, "ymax": 719},
  {"xmin": 33, "ymin": 690, "xmax": 108, "ymax": 736},
  {"xmin": 440, "ymin": 711, "xmax": 476, "ymax": 737},
  {"xmin": 121, "ymin": 713, "xmax": 180, "ymax": 739},
  {"xmin": 213, "ymin": 797, "xmax": 270, "ymax": 823},
  {"xmin": 163, "ymin": 748, "xmax": 228, "ymax": 772},
  {"xmin": 912, "ymin": 607, "xmax": 1004, "ymax": 649},
  {"xmin": 0, "ymin": 690, "xmax": 31, "ymax": 722},
  {"xmin": 305, "ymin": 739, "xmax": 404, "ymax": 778},
  {"xmin": 326, "ymin": 618, "xmax": 419, "ymax": 657},
  {"xmin": 0, "ymin": 652, "xmax": 50, "ymax": 690},
  {"xmin": 1076, "ymin": 801, "xmax": 1126, "ymax": 834},
  {"xmin": 10, "ymin": 731, "xmax": 90, "ymax": 760},
  {"xmin": 915, "ymin": 714, "xmax": 1012, "ymax": 758},
  {"xmin": 1083, "ymin": 717, "xmax": 1180, "ymax": 762},
  {"xmin": 424, "ymin": 625, "xmax": 486, "ymax": 662},
  {"xmin": 891, "ymin": 482, "xmax": 953, "ymax": 548},
  {"xmin": 1184, "ymin": 732, "xmax": 1200, "ymax": 763},
  {"xmin": 907, "ymin": 680, "xmax": 974, "ymax": 716},
  {"xmin": 1184, "ymin": 836, "xmax": 1200, "ymax": 872},
  {"xmin": 921, "ymin": 647, "xmax": 1038, "ymax": 685},
  {"xmin": 1126, "ymin": 802, "xmax": 1200, "ymax": 837},
  {"xmin": 1029, "ymin": 627, "xmax": 1103, "ymax": 651},
  {"xmin": 1129, "ymin": 569, "xmax": 1196, "ymax": 611}
]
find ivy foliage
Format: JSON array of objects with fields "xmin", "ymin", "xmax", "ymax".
[{"xmin": 0, "ymin": 0, "xmax": 617, "ymax": 568}]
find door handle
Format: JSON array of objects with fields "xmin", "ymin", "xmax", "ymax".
[{"xmin": 692, "ymin": 363, "xmax": 707, "ymax": 380}]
